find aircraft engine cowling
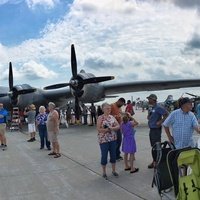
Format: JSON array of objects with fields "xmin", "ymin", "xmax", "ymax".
[
  {"xmin": 11, "ymin": 84, "xmax": 36, "ymax": 105},
  {"xmin": 80, "ymin": 84, "xmax": 104, "ymax": 103}
]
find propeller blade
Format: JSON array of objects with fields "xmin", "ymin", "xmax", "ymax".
[
  {"xmin": 75, "ymin": 96, "xmax": 80, "ymax": 120},
  {"xmin": 71, "ymin": 44, "xmax": 77, "ymax": 78},
  {"xmin": 9, "ymin": 62, "xmax": 13, "ymax": 91},
  {"xmin": 44, "ymin": 83, "xmax": 70, "ymax": 90},
  {"xmin": 185, "ymin": 92, "xmax": 198, "ymax": 97},
  {"xmin": 82, "ymin": 76, "xmax": 115, "ymax": 84},
  {"xmin": 0, "ymin": 94, "xmax": 8, "ymax": 97}
]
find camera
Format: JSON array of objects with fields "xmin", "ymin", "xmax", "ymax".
[{"xmin": 103, "ymin": 124, "xmax": 109, "ymax": 129}]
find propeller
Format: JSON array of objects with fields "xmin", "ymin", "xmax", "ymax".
[
  {"xmin": 0, "ymin": 62, "xmax": 36, "ymax": 105},
  {"xmin": 44, "ymin": 44, "xmax": 114, "ymax": 120},
  {"xmin": 185, "ymin": 92, "xmax": 199, "ymax": 98}
]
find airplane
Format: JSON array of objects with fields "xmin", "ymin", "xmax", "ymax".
[{"xmin": 1, "ymin": 44, "xmax": 200, "ymax": 120}]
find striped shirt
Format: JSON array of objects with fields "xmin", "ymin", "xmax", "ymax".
[{"xmin": 163, "ymin": 108, "xmax": 198, "ymax": 149}]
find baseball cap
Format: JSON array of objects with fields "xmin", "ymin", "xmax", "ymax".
[
  {"xmin": 146, "ymin": 94, "xmax": 157, "ymax": 101},
  {"xmin": 179, "ymin": 97, "xmax": 192, "ymax": 107}
]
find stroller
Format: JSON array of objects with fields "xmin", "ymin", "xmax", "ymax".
[
  {"xmin": 151, "ymin": 141, "xmax": 175, "ymax": 199},
  {"xmin": 167, "ymin": 148, "xmax": 200, "ymax": 200}
]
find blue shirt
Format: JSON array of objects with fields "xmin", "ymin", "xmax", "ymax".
[
  {"xmin": 148, "ymin": 104, "xmax": 167, "ymax": 128},
  {"xmin": 163, "ymin": 108, "xmax": 198, "ymax": 149},
  {"xmin": 0, "ymin": 108, "xmax": 8, "ymax": 123},
  {"xmin": 36, "ymin": 113, "xmax": 48, "ymax": 125},
  {"xmin": 196, "ymin": 103, "xmax": 200, "ymax": 119}
]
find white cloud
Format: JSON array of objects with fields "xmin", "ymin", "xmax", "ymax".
[
  {"xmin": 25, "ymin": 0, "xmax": 59, "ymax": 9},
  {"xmin": 0, "ymin": 0, "xmax": 23, "ymax": 5},
  {"xmin": 0, "ymin": 0, "xmax": 200, "ymax": 98},
  {"xmin": 19, "ymin": 60, "xmax": 58, "ymax": 79}
]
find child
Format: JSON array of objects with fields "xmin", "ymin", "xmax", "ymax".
[{"xmin": 121, "ymin": 113, "xmax": 139, "ymax": 173}]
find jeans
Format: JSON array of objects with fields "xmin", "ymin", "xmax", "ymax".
[
  {"xmin": 91, "ymin": 113, "xmax": 97, "ymax": 125},
  {"xmin": 83, "ymin": 114, "xmax": 87, "ymax": 124},
  {"xmin": 38, "ymin": 125, "xmax": 50, "ymax": 148},
  {"xmin": 100, "ymin": 140, "xmax": 116, "ymax": 165},
  {"xmin": 116, "ymin": 129, "xmax": 122, "ymax": 159}
]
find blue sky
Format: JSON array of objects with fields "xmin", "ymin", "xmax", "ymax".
[
  {"xmin": 0, "ymin": 0, "xmax": 200, "ymax": 101},
  {"xmin": 0, "ymin": 0, "xmax": 71, "ymax": 46}
]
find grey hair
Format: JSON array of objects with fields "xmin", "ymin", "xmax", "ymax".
[
  {"xmin": 102, "ymin": 102, "xmax": 110, "ymax": 109},
  {"xmin": 39, "ymin": 106, "xmax": 46, "ymax": 112},
  {"xmin": 48, "ymin": 102, "xmax": 56, "ymax": 108}
]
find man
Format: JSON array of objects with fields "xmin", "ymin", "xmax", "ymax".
[
  {"xmin": 196, "ymin": 102, "xmax": 200, "ymax": 123},
  {"xmin": 82, "ymin": 104, "xmax": 88, "ymax": 125},
  {"xmin": 47, "ymin": 102, "xmax": 61, "ymax": 158},
  {"xmin": 163, "ymin": 97, "xmax": 200, "ymax": 149},
  {"xmin": 90, "ymin": 103, "xmax": 97, "ymax": 125},
  {"xmin": 24, "ymin": 104, "xmax": 36, "ymax": 142},
  {"xmin": 110, "ymin": 97, "xmax": 126, "ymax": 160},
  {"xmin": 147, "ymin": 94, "xmax": 168, "ymax": 168},
  {"xmin": 0, "ymin": 103, "xmax": 8, "ymax": 150}
]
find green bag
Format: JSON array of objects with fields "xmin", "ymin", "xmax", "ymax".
[{"xmin": 176, "ymin": 149, "xmax": 200, "ymax": 200}]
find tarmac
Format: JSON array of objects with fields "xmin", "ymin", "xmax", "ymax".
[{"xmin": 1, "ymin": 109, "xmax": 199, "ymax": 200}]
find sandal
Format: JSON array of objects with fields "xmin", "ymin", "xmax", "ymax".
[
  {"xmin": 48, "ymin": 152, "xmax": 56, "ymax": 156},
  {"xmin": 130, "ymin": 168, "xmax": 139, "ymax": 173},
  {"xmin": 54, "ymin": 153, "xmax": 61, "ymax": 158},
  {"xmin": 124, "ymin": 167, "xmax": 131, "ymax": 171}
]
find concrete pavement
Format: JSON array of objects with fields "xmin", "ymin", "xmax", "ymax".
[{"xmin": 0, "ymin": 110, "xmax": 181, "ymax": 200}]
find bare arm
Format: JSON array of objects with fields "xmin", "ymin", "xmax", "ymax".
[
  {"xmin": 52, "ymin": 111, "xmax": 59, "ymax": 132},
  {"xmin": 156, "ymin": 113, "xmax": 168, "ymax": 127},
  {"xmin": 194, "ymin": 126, "xmax": 200, "ymax": 134},
  {"xmin": 164, "ymin": 126, "xmax": 174, "ymax": 144},
  {"xmin": 130, "ymin": 118, "xmax": 139, "ymax": 127},
  {"xmin": 109, "ymin": 118, "xmax": 120, "ymax": 131},
  {"xmin": 96, "ymin": 116, "xmax": 109, "ymax": 134}
]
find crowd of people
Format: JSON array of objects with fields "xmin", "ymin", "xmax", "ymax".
[
  {"xmin": 0, "ymin": 102, "xmax": 61, "ymax": 158},
  {"xmin": 96, "ymin": 95, "xmax": 200, "ymax": 179},
  {"xmin": 1, "ymin": 94, "xmax": 200, "ymax": 179}
]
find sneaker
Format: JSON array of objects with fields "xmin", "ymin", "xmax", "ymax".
[
  {"xmin": 117, "ymin": 156, "xmax": 123, "ymax": 161},
  {"xmin": 2, "ymin": 145, "xmax": 7, "ymax": 151},
  {"xmin": 148, "ymin": 162, "xmax": 154, "ymax": 169},
  {"xmin": 112, "ymin": 171, "xmax": 119, "ymax": 177},
  {"xmin": 102, "ymin": 173, "xmax": 108, "ymax": 180}
]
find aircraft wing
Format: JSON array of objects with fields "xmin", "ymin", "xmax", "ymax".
[
  {"xmin": 0, "ymin": 86, "xmax": 73, "ymax": 110},
  {"xmin": 103, "ymin": 79, "xmax": 200, "ymax": 95}
]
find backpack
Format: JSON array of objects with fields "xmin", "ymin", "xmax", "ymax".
[{"xmin": 176, "ymin": 149, "xmax": 200, "ymax": 200}]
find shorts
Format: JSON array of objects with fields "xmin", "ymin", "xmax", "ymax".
[
  {"xmin": 0, "ymin": 123, "xmax": 6, "ymax": 135},
  {"xmin": 149, "ymin": 128, "xmax": 162, "ymax": 147},
  {"xmin": 28, "ymin": 123, "xmax": 36, "ymax": 133},
  {"xmin": 48, "ymin": 131, "xmax": 58, "ymax": 143}
]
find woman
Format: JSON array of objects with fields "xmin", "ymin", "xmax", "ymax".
[
  {"xmin": 36, "ymin": 106, "xmax": 51, "ymax": 150},
  {"xmin": 97, "ymin": 102, "xmax": 120, "ymax": 179}
]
